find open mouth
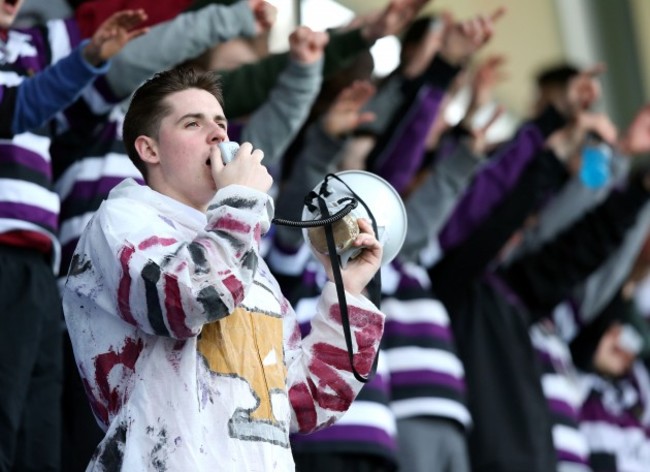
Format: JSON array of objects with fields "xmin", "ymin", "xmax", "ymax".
[{"xmin": 5, "ymin": 0, "xmax": 19, "ymax": 6}]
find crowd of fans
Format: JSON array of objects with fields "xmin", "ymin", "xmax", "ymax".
[{"xmin": 1, "ymin": 0, "xmax": 650, "ymax": 470}]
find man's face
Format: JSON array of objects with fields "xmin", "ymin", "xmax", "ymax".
[
  {"xmin": 147, "ymin": 88, "xmax": 228, "ymax": 211},
  {"xmin": 593, "ymin": 323, "xmax": 636, "ymax": 377},
  {"xmin": 0, "ymin": 0, "xmax": 24, "ymax": 30}
]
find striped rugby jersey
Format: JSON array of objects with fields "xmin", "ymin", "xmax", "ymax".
[{"xmin": 0, "ymin": 18, "xmax": 117, "ymax": 268}]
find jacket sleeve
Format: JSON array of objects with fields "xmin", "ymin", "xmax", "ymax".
[
  {"xmin": 273, "ymin": 120, "xmax": 345, "ymax": 251},
  {"xmin": 577, "ymin": 201, "xmax": 650, "ymax": 321},
  {"xmin": 428, "ymin": 149, "xmax": 569, "ymax": 308},
  {"xmin": 500, "ymin": 175, "xmax": 650, "ymax": 316},
  {"xmin": 508, "ymin": 150, "xmax": 630, "ymax": 259},
  {"xmin": 80, "ymin": 184, "xmax": 272, "ymax": 338},
  {"xmin": 506, "ymin": 149, "xmax": 649, "ymax": 323},
  {"xmin": 240, "ymin": 58, "xmax": 323, "ymax": 172},
  {"xmin": 371, "ymin": 86, "xmax": 444, "ymax": 193},
  {"xmin": 367, "ymin": 56, "xmax": 460, "ymax": 194},
  {"xmin": 220, "ymin": 28, "xmax": 371, "ymax": 119},
  {"xmin": 354, "ymin": 73, "xmax": 406, "ymax": 136},
  {"xmin": 105, "ymin": 1, "xmax": 256, "ymax": 99},
  {"xmin": 437, "ymin": 106, "xmax": 566, "ymax": 252},
  {"xmin": 9, "ymin": 17, "xmax": 117, "ymax": 136},
  {"xmin": 399, "ymin": 137, "xmax": 483, "ymax": 264},
  {"xmin": 282, "ymin": 282, "xmax": 385, "ymax": 433},
  {"xmin": 7, "ymin": 40, "xmax": 109, "ymax": 136}
]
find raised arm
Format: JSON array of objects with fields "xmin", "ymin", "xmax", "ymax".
[
  {"xmin": 437, "ymin": 66, "xmax": 604, "ymax": 252},
  {"xmin": 220, "ymin": 0, "xmax": 429, "ymax": 119},
  {"xmin": 105, "ymin": 0, "xmax": 267, "ymax": 98},
  {"xmin": 399, "ymin": 134, "xmax": 484, "ymax": 263},
  {"xmin": 368, "ymin": 58, "xmax": 458, "ymax": 193},
  {"xmin": 572, "ymin": 104, "xmax": 650, "ymax": 321},
  {"xmin": 501, "ymin": 171, "xmax": 650, "ymax": 317},
  {"xmin": 428, "ymin": 147, "xmax": 570, "ymax": 308},
  {"xmin": 272, "ymin": 80, "xmax": 376, "ymax": 251},
  {"xmin": 2, "ymin": 10, "xmax": 147, "ymax": 137},
  {"xmin": 577, "ymin": 203, "xmax": 650, "ymax": 322},
  {"xmin": 366, "ymin": 8, "xmax": 505, "ymax": 192},
  {"xmin": 507, "ymin": 113, "xmax": 623, "ymax": 258},
  {"xmin": 239, "ymin": 27, "xmax": 328, "ymax": 171},
  {"xmin": 1, "ymin": 44, "xmax": 106, "ymax": 137},
  {"xmin": 429, "ymin": 109, "xmax": 625, "ymax": 307}
]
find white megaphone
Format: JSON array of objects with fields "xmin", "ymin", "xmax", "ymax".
[{"xmin": 301, "ymin": 170, "xmax": 407, "ymax": 267}]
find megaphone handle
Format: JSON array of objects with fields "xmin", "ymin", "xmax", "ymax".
[
  {"xmin": 318, "ymin": 197, "xmax": 378, "ymax": 384},
  {"xmin": 325, "ymin": 174, "xmax": 383, "ymax": 309}
]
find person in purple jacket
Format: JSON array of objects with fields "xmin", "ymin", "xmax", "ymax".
[{"xmin": 0, "ymin": 2, "xmax": 147, "ymax": 469}]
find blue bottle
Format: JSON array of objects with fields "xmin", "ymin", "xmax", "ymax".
[{"xmin": 579, "ymin": 134, "xmax": 611, "ymax": 189}]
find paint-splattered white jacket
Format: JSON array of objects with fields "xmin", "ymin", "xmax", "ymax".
[{"xmin": 63, "ymin": 179, "xmax": 384, "ymax": 471}]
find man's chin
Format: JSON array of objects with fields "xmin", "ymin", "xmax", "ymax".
[
  {"xmin": 0, "ymin": 16, "xmax": 14, "ymax": 29},
  {"xmin": 0, "ymin": 2, "xmax": 20, "ymax": 25}
]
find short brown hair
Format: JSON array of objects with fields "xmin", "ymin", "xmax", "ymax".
[{"xmin": 123, "ymin": 66, "xmax": 224, "ymax": 179}]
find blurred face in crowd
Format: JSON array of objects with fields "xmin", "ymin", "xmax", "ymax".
[
  {"xmin": 593, "ymin": 323, "xmax": 636, "ymax": 377},
  {"xmin": 136, "ymin": 88, "xmax": 228, "ymax": 211},
  {"xmin": 0, "ymin": 0, "xmax": 24, "ymax": 29}
]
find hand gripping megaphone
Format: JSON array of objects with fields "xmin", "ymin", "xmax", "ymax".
[
  {"xmin": 272, "ymin": 170, "xmax": 406, "ymax": 384},
  {"xmin": 300, "ymin": 170, "xmax": 408, "ymax": 267}
]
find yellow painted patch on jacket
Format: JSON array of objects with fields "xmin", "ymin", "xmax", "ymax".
[{"xmin": 197, "ymin": 306, "xmax": 286, "ymax": 423}]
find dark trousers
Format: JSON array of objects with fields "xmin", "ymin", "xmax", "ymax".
[
  {"xmin": 0, "ymin": 246, "xmax": 62, "ymax": 471},
  {"xmin": 294, "ymin": 453, "xmax": 397, "ymax": 472}
]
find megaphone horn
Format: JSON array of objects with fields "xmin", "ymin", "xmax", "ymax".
[{"xmin": 301, "ymin": 171, "xmax": 407, "ymax": 267}]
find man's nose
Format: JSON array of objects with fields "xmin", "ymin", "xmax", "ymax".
[{"xmin": 208, "ymin": 125, "xmax": 227, "ymax": 143}]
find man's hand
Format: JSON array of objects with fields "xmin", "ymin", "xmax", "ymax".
[
  {"xmin": 321, "ymin": 81, "xmax": 376, "ymax": 139},
  {"xmin": 210, "ymin": 142, "xmax": 273, "ymax": 194},
  {"xmin": 465, "ymin": 55, "xmax": 508, "ymax": 118},
  {"xmin": 361, "ymin": 0, "xmax": 431, "ymax": 43},
  {"xmin": 316, "ymin": 219, "xmax": 383, "ymax": 296},
  {"xmin": 83, "ymin": 9, "xmax": 149, "ymax": 66},
  {"xmin": 466, "ymin": 105, "xmax": 505, "ymax": 156},
  {"xmin": 249, "ymin": 0, "xmax": 277, "ymax": 35},
  {"xmin": 546, "ymin": 111, "xmax": 617, "ymax": 167},
  {"xmin": 619, "ymin": 104, "xmax": 650, "ymax": 157},
  {"xmin": 439, "ymin": 7, "xmax": 506, "ymax": 66},
  {"xmin": 583, "ymin": 112, "xmax": 618, "ymax": 145},
  {"xmin": 289, "ymin": 26, "xmax": 329, "ymax": 65}
]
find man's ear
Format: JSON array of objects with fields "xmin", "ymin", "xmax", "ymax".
[{"xmin": 134, "ymin": 136, "xmax": 160, "ymax": 165}]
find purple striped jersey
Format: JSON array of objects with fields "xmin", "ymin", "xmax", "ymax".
[
  {"xmin": 530, "ymin": 321, "xmax": 591, "ymax": 470},
  {"xmin": 381, "ymin": 259, "xmax": 471, "ymax": 428}
]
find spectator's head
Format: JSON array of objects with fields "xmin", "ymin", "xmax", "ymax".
[
  {"xmin": 123, "ymin": 67, "xmax": 225, "ymax": 208},
  {"xmin": 0, "ymin": 0, "xmax": 25, "ymax": 29},
  {"xmin": 531, "ymin": 62, "xmax": 579, "ymax": 116},
  {"xmin": 592, "ymin": 322, "xmax": 642, "ymax": 377},
  {"xmin": 570, "ymin": 296, "xmax": 650, "ymax": 377}
]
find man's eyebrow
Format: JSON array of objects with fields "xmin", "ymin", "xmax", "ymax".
[
  {"xmin": 176, "ymin": 113, "xmax": 228, "ymax": 124},
  {"xmin": 176, "ymin": 113, "xmax": 203, "ymax": 124}
]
